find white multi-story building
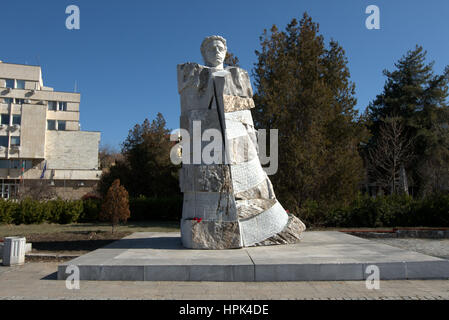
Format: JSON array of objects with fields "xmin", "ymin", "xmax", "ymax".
[{"xmin": 0, "ymin": 60, "xmax": 101, "ymax": 199}]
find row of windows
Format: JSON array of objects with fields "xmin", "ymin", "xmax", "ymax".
[
  {"xmin": 3, "ymin": 79, "xmax": 25, "ymax": 90},
  {"xmin": 47, "ymin": 120, "xmax": 66, "ymax": 131},
  {"xmin": 1, "ymin": 115, "xmax": 69, "ymax": 129},
  {"xmin": 1, "ymin": 98, "xmax": 25, "ymax": 105},
  {"xmin": 1, "ymin": 98, "xmax": 69, "ymax": 111},
  {"xmin": 0, "ymin": 114, "xmax": 21, "ymax": 126},
  {"xmin": 1, "ymin": 115, "xmax": 67, "ymax": 129},
  {"xmin": 48, "ymin": 101, "xmax": 67, "ymax": 111},
  {"xmin": 0, "ymin": 182, "xmax": 19, "ymax": 200},
  {"xmin": 0, "ymin": 136, "xmax": 20, "ymax": 147},
  {"xmin": 0, "ymin": 160, "xmax": 32, "ymax": 170},
  {"xmin": 1, "ymin": 79, "xmax": 69, "ymax": 110}
]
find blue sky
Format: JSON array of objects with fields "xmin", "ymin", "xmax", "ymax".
[{"xmin": 1, "ymin": 0, "xmax": 448, "ymax": 149}]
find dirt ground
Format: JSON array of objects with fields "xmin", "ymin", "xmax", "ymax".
[
  {"xmin": 1, "ymin": 224, "xmax": 448, "ymax": 262},
  {"xmin": 26, "ymin": 230, "xmax": 132, "ymax": 254},
  {"xmin": 0, "ymin": 221, "xmax": 180, "ymax": 257}
]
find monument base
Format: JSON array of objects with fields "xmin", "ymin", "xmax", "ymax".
[
  {"xmin": 57, "ymin": 231, "xmax": 449, "ymax": 281},
  {"xmin": 180, "ymin": 214, "xmax": 306, "ymax": 249}
]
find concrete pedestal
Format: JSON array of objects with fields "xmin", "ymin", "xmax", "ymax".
[
  {"xmin": 2, "ymin": 237, "xmax": 26, "ymax": 266},
  {"xmin": 57, "ymin": 231, "xmax": 449, "ymax": 281}
]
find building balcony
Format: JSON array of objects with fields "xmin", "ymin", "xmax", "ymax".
[
  {"xmin": 9, "ymin": 125, "xmax": 20, "ymax": 132},
  {"xmin": 0, "ymin": 87, "xmax": 80, "ymax": 104},
  {"xmin": 0, "ymin": 168, "xmax": 101, "ymax": 180}
]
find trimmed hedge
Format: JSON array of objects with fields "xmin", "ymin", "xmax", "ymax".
[
  {"xmin": 300, "ymin": 193, "xmax": 449, "ymax": 228},
  {"xmin": 76, "ymin": 196, "xmax": 182, "ymax": 222},
  {"xmin": 0, "ymin": 200, "xmax": 19, "ymax": 225},
  {"xmin": 1, "ymin": 193, "xmax": 448, "ymax": 227},
  {"xmin": 0, "ymin": 196, "xmax": 182, "ymax": 225},
  {"xmin": 128, "ymin": 196, "xmax": 182, "ymax": 221},
  {"xmin": 0, "ymin": 198, "xmax": 83, "ymax": 225},
  {"xmin": 76, "ymin": 197, "xmax": 182, "ymax": 222},
  {"xmin": 79, "ymin": 198, "xmax": 102, "ymax": 222}
]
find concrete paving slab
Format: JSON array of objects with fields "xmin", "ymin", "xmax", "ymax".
[
  {"xmin": 3, "ymin": 261, "xmax": 449, "ymax": 299},
  {"xmin": 57, "ymin": 231, "xmax": 449, "ymax": 281}
]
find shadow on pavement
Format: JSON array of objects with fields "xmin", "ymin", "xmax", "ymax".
[
  {"xmin": 41, "ymin": 271, "xmax": 58, "ymax": 280},
  {"xmin": 32, "ymin": 240, "xmax": 118, "ymax": 252},
  {"xmin": 104, "ymin": 237, "xmax": 183, "ymax": 250}
]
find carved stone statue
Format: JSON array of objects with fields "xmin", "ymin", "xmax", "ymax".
[{"xmin": 177, "ymin": 35, "xmax": 306, "ymax": 249}]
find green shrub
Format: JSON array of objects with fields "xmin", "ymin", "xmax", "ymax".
[
  {"xmin": 1, "ymin": 191, "xmax": 448, "ymax": 227},
  {"xmin": 0, "ymin": 199, "xmax": 19, "ymax": 224},
  {"xmin": 129, "ymin": 196, "xmax": 182, "ymax": 221},
  {"xmin": 45, "ymin": 199, "xmax": 66, "ymax": 224},
  {"xmin": 380, "ymin": 194, "xmax": 414, "ymax": 226},
  {"xmin": 412, "ymin": 193, "xmax": 449, "ymax": 227},
  {"xmin": 17, "ymin": 198, "xmax": 46, "ymax": 224},
  {"xmin": 0, "ymin": 198, "xmax": 85, "ymax": 225},
  {"xmin": 302, "ymin": 192, "xmax": 449, "ymax": 228},
  {"xmin": 79, "ymin": 199, "xmax": 101, "ymax": 222},
  {"xmin": 298, "ymin": 200, "xmax": 325, "ymax": 227},
  {"xmin": 58, "ymin": 200, "xmax": 83, "ymax": 224},
  {"xmin": 325, "ymin": 206, "xmax": 352, "ymax": 227}
]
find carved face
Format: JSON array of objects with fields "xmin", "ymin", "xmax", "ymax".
[{"xmin": 203, "ymin": 40, "xmax": 227, "ymax": 68}]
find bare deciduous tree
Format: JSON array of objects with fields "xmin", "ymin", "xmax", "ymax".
[
  {"xmin": 18, "ymin": 180, "xmax": 57, "ymax": 201},
  {"xmin": 367, "ymin": 116, "xmax": 415, "ymax": 195},
  {"xmin": 99, "ymin": 144, "xmax": 123, "ymax": 172}
]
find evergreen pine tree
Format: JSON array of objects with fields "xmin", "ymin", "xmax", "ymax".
[
  {"xmin": 121, "ymin": 113, "xmax": 180, "ymax": 198},
  {"xmin": 100, "ymin": 179, "xmax": 130, "ymax": 233},
  {"xmin": 99, "ymin": 113, "xmax": 180, "ymax": 198},
  {"xmin": 366, "ymin": 46, "xmax": 449, "ymax": 196},
  {"xmin": 253, "ymin": 13, "xmax": 365, "ymax": 218}
]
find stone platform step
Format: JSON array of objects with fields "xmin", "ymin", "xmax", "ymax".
[{"xmin": 57, "ymin": 231, "xmax": 449, "ymax": 281}]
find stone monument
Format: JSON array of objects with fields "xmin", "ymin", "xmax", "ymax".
[{"xmin": 177, "ymin": 35, "xmax": 306, "ymax": 249}]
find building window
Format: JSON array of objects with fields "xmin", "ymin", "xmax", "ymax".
[
  {"xmin": 1, "ymin": 183, "xmax": 16, "ymax": 199},
  {"xmin": 0, "ymin": 160, "xmax": 8, "ymax": 168},
  {"xmin": 12, "ymin": 115, "xmax": 21, "ymax": 125},
  {"xmin": 0, "ymin": 160, "xmax": 31, "ymax": 169},
  {"xmin": 0, "ymin": 136, "xmax": 8, "ymax": 147},
  {"xmin": 47, "ymin": 120, "xmax": 56, "ymax": 130},
  {"xmin": 58, "ymin": 102, "xmax": 67, "ymax": 111},
  {"xmin": 48, "ymin": 101, "xmax": 67, "ymax": 111},
  {"xmin": 0, "ymin": 179, "xmax": 22, "ymax": 199},
  {"xmin": 48, "ymin": 101, "xmax": 57, "ymax": 111},
  {"xmin": 10, "ymin": 136, "xmax": 20, "ymax": 147},
  {"xmin": 5, "ymin": 79, "xmax": 14, "ymax": 89},
  {"xmin": 16, "ymin": 80, "xmax": 25, "ymax": 89},
  {"xmin": 24, "ymin": 160, "xmax": 32, "ymax": 169},
  {"xmin": 10, "ymin": 160, "xmax": 20, "ymax": 169},
  {"xmin": 57, "ymin": 120, "xmax": 66, "ymax": 131},
  {"xmin": 14, "ymin": 98, "xmax": 25, "ymax": 105},
  {"xmin": 1, "ymin": 114, "xmax": 10, "ymax": 125},
  {"xmin": 3, "ymin": 98, "xmax": 13, "ymax": 104}
]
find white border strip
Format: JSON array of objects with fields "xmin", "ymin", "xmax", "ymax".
[{"xmin": 239, "ymin": 201, "xmax": 288, "ymax": 246}]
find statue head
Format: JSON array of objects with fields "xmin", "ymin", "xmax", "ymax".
[{"xmin": 201, "ymin": 35, "xmax": 227, "ymax": 69}]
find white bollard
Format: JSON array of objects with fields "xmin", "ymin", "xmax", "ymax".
[{"xmin": 2, "ymin": 237, "xmax": 26, "ymax": 266}]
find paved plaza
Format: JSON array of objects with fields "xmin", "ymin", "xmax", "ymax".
[
  {"xmin": 1, "ymin": 231, "xmax": 449, "ymax": 299},
  {"xmin": 57, "ymin": 231, "xmax": 449, "ymax": 281},
  {"xmin": 0, "ymin": 261, "xmax": 449, "ymax": 299}
]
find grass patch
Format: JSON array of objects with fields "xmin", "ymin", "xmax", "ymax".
[
  {"xmin": 0, "ymin": 221, "xmax": 180, "ymax": 255},
  {"xmin": 0, "ymin": 221, "xmax": 180, "ymax": 238}
]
